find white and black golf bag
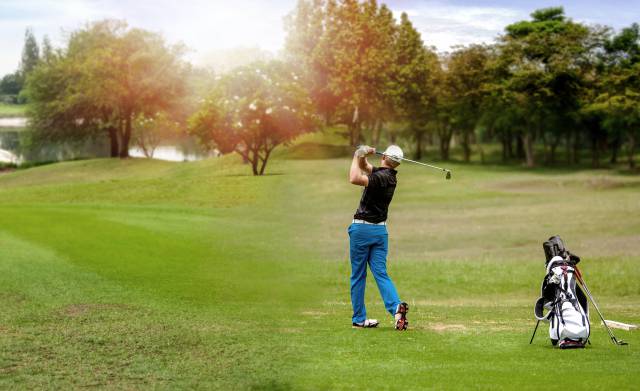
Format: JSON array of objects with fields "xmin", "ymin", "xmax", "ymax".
[{"xmin": 533, "ymin": 236, "xmax": 590, "ymax": 349}]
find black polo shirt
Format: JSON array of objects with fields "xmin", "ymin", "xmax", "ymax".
[{"xmin": 353, "ymin": 166, "xmax": 397, "ymax": 223}]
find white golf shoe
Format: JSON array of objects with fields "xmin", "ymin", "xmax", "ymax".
[{"xmin": 352, "ymin": 319, "xmax": 379, "ymax": 328}]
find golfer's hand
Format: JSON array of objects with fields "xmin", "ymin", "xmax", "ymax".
[{"xmin": 355, "ymin": 146, "xmax": 375, "ymax": 158}]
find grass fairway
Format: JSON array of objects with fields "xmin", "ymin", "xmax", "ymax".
[
  {"xmin": 0, "ymin": 153, "xmax": 639, "ymax": 389},
  {"xmin": 0, "ymin": 103, "xmax": 26, "ymax": 118}
]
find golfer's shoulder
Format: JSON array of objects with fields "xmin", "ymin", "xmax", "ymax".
[{"xmin": 369, "ymin": 167, "xmax": 396, "ymax": 186}]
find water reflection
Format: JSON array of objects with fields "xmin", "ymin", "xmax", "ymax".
[
  {"xmin": 0, "ymin": 126, "xmax": 215, "ymax": 165},
  {"xmin": 129, "ymin": 146, "xmax": 218, "ymax": 162},
  {"xmin": 0, "ymin": 118, "xmax": 27, "ymax": 127}
]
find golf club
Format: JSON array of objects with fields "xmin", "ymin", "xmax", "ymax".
[
  {"xmin": 575, "ymin": 266, "xmax": 628, "ymax": 346},
  {"xmin": 374, "ymin": 151, "xmax": 452, "ymax": 180}
]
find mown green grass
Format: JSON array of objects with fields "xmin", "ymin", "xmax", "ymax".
[
  {"xmin": 0, "ymin": 103, "xmax": 26, "ymax": 118},
  {"xmin": 0, "ymin": 150, "xmax": 639, "ymax": 389}
]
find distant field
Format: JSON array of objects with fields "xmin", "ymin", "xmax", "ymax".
[
  {"xmin": 0, "ymin": 103, "xmax": 26, "ymax": 118},
  {"xmin": 0, "ymin": 150, "xmax": 639, "ymax": 389}
]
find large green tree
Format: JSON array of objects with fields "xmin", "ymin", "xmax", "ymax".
[
  {"xmin": 587, "ymin": 24, "xmax": 640, "ymax": 168},
  {"xmin": 391, "ymin": 12, "xmax": 439, "ymax": 159},
  {"xmin": 286, "ymin": 0, "xmax": 398, "ymax": 146},
  {"xmin": 494, "ymin": 7, "xmax": 591, "ymax": 167},
  {"xmin": 445, "ymin": 44, "xmax": 491, "ymax": 162},
  {"xmin": 20, "ymin": 28, "xmax": 40, "ymax": 81},
  {"xmin": 25, "ymin": 20, "xmax": 187, "ymax": 158}
]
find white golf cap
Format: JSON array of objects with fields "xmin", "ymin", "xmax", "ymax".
[{"xmin": 383, "ymin": 145, "xmax": 403, "ymax": 164}]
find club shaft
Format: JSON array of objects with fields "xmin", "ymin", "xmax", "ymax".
[
  {"xmin": 374, "ymin": 151, "xmax": 449, "ymax": 173},
  {"xmin": 575, "ymin": 267, "xmax": 620, "ymax": 344}
]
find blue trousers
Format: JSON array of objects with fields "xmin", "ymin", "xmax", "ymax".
[{"xmin": 348, "ymin": 223, "xmax": 401, "ymax": 323}]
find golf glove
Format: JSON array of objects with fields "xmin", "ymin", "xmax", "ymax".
[{"xmin": 355, "ymin": 145, "xmax": 374, "ymax": 157}]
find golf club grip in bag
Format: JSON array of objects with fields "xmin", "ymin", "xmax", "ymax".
[{"xmin": 543, "ymin": 235, "xmax": 581, "ymax": 266}]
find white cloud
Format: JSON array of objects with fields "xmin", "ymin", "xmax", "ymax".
[
  {"xmin": 0, "ymin": 0, "xmax": 291, "ymax": 75},
  {"xmin": 391, "ymin": 2, "xmax": 526, "ymax": 52}
]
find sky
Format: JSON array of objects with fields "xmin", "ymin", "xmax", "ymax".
[{"xmin": 0, "ymin": 0, "xmax": 638, "ymax": 75}]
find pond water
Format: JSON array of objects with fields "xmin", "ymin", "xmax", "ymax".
[
  {"xmin": 0, "ymin": 122, "xmax": 214, "ymax": 165},
  {"xmin": 0, "ymin": 118, "xmax": 27, "ymax": 127},
  {"xmin": 129, "ymin": 146, "xmax": 216, "ymax": 162}
]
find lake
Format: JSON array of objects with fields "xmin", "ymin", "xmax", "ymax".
[{"xmin": 0, "ymin": 118, "xmax": 215, "ymax": 165}]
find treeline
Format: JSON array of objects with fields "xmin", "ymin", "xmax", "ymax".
[
  {"xmin": 285, "ymin": 2, "xmax": 640, "ymax": 169},
  {"xmin": 8, "ymin": 1, "xmax": 640, "ymax": 174}
]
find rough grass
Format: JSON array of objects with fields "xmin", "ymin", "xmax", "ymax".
[
  {"xmin": 0, "ymin": 103, "xmax": 26, "ymax": 118},
  {"xmin": 0, "ymin": 150, "xmax": 639, "ymax": 389}
]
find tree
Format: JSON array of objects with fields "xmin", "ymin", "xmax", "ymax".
[
  {"xmin": 189, "ymin": 61, "xmax": 318, "ymax": 175},
  {"xmin": 285, "ymin": 0, "xmax": 340, "ymax": 124},
  {"xmin": 495, "ymin": 7, "xmax": 591, "ymax": 167},
  {"xmin": 446, "ymin": 44, "xmax": 491, "ymax": 162},
  {"xmin": 20, "ymin": 28, "xmax": 40, "ymax": 80},
  {"xmin": 41, "ymin": 35, "xmax": 55, "ymax": 64},
  {"xmin": 132, "ymin": 112, "xmax": 181, "ymax": 158},
  {"xmin": 391, "ymin": 13, "xmax": 439, "ymax": 159},
  {"xmin": 594, "ymin": 23, "xmax": 640, "ymax": 169},
  {"xmin": 285, "ymin": 0, "xmax": 398, "ymax": 145},
  {"xmin": 0, "ymin": 73, "xmax": 22, "ymax": 97},
  {"xmin": 25, "ymin": 20, "xmax": 187, "ymax": 158}
]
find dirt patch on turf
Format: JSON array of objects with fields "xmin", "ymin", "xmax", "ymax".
[
  {"xmin": 280, "ymin": 328, "xmax": 304, "ymax": 334},
  {"xmin": 585, "ymin": 177, "xmax": 640, "ymax": 190},
  {"xmin": 485, "ymin": 179, "xmax": 563, "ymax": 194},
  {"xmin": 0, "ymin": 292, "xmax": 28, "ymax": 305},
  {"xmin": 485, "ymin": 176, "xmax": 640, "ymax": 194},
  {"xmin": 58, "ymin": 303, "xmax": 134, "ymax": 318},
  {"xmin": 427, "ymin": 323, "xmax": 468, "ymax": 332}
]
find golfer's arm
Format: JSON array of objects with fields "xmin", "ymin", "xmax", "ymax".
[{"xmin": 349, "ymin": 155, "xmax": 370, "ymax": 187}]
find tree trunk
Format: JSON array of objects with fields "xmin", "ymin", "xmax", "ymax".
[
  {"xmin": 250, "ymin": 151, "xmax": 259, "ymax": 175},
  {"xmin": 591, "ymin": 133, "xmax": 600, "ymax": 168},
  {"xmin": 259, "ymin": 147, "xmax": 273, "ymax": 175},
  {"xmin": 523, "ymin": 132, "xmax": 535, "ymax": 167},
  {"xmin": 426, "ymin": 132, "xmax": 433, "ymax": 147},
  {"xmin": 501, "ymin": 134, "xmax": 507, "ymax": 162},
  {"xmin": 107, "ymin": 127, "xmax": 119, "ymax": 158},
  {"xmin": 516, "ymin": 134, "xmax": 525, "ymax": 160},
  {"xmin": 415, "ymin": 130, "xmax": 423, "ymax": 160},
  {"xmin": 462, "ymin": 130, "xmax": 471, "ymax": 163},
  {"xmin": 349, "ymin": 122, "xmax": 362, "ymax": 147},
  {"xmin": 372, "ymin": 120, "xmax": 382, "ymax": 147},
  {"xmin": 439, "ymin": 127, "xmax": 451, "ymax": 161},
  {"xmin": 610, "ymin": 135, "xmax": 620, "ymax": 164},
  {"xmin": 541, "ymin": 133, "xmax": 550, "ymax": 165},
  {"xmin": 388, "ymin": 127, "xmax": 396, "ymax": 144},
  {"xmin": 119, "ymin": 114, "xmax": 132, "ymax": 158},
  {"xmin": 506, "ymin": 130, "xmax": 513, "ymax": 159},
  {"xmin": 571, "ymin": 131, "xmax": 580, "ymax": 164}
]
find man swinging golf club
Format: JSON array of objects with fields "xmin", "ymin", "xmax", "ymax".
[{"xmin": 348, "ymin": 145, "xmax": 408, "ymax": 330}]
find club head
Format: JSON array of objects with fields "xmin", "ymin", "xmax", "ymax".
[
  {"xmin": 614, "ymin": 337, "xmax": 629, "ymax": 346},
  {"xmin": 445, "ymin": 170, "xmax": 452, "ymax": 180}
]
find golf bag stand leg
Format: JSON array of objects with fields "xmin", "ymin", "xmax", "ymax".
[{"xmin": 529, "ymin": 320, "xmax": 540, "ymax": 344}]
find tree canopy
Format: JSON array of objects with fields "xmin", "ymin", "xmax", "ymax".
[{"xmin": 25, "ymin": 20, "xmax": 188, "ymax": 157}]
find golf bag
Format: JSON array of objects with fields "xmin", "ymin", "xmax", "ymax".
[{"xmin": 534, "ymin": 236, "xmax": 590, "ymax": 349}]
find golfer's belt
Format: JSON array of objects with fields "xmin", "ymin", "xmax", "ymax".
[{"xmin": 352, "ymin": 219, "xmax": 386, "ymax": 225}]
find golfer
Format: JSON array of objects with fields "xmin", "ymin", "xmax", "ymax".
[{"xmin": 348, "ymin": 145, "xmax": 408, "ymax": 330}]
